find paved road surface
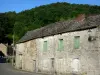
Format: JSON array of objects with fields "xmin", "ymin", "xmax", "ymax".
[{"xmin": 0, "ymin": 63, "xmax": 44, "ymax": 75}]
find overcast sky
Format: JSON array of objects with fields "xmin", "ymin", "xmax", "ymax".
[{"xmin": 0, "ymin": 0, "xmax": 100, "ymax": 13}]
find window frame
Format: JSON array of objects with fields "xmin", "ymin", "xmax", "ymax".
[
  {"xmin": 43, "ymin": 41, "xmax": 48, "ymax": 51},
  {"xmin": 58, "ymin": 39, "xmax": 64, "ymax": 51},
  {"xmin": 74, "ymin": 36, "xmax": 80, "ymax": 49}
]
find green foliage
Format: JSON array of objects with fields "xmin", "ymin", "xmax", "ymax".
[
  {"xmin": 14, "ymin": 2, "xmax": 100, "ymax": 42},
  {"xmin": 0, "ymin": 2, "xmax": 100, "ymax": 44},
  {"xmin": 0, "ymin": 12, "xmax": 16, "ymax": 44}
]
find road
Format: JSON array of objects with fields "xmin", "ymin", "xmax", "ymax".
[{"xmin": 0, "ymin": 63, "xmax": 44, "ymax": 75}]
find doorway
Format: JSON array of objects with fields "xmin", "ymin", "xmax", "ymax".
[
  {"xmin": 71, "ymin": 58, "xmax": 80, "ymax": 72},
  {"xmin": 33, "ymin": 60, "xmax": 36, "ymax": 72},
  {"xmin": 51, "ymin": 58, "xmax": 55, "ymax": 74},
  {"xmin": 19, "ymin": 54, "xmax": 22, "ymax": 69}
]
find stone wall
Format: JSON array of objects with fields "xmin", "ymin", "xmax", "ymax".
[
  {"xmin": 16, "ymin": 27, "xmax": 100, "ymax": 75},
  {"xmin": 15, "ymin": 40, "xmax": 37, "ymax": 72},
  {"xmin": 15, "ymin": 43, "xmax": 24, "ymax": 69},
  {"xmin": 0, "ymin": 44, "xmax": 7, "ymax": 56},
  {"xmin": 36, "ymin": 28, "xmax": 100, "ymax": 75}
]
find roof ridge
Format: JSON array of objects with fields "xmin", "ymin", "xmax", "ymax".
[{"xmin": 17, "ymin": 14, "xmax": 100, "ymax": 43}]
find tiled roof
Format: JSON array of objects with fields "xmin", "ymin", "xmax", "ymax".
[{"xmin": 17, "ymin": 15, "xmax": 100, "ymax": 43}]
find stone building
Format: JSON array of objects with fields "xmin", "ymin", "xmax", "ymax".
[
  {"xmin": 0, "ymin": 43, "xmax": 7, "ymax": 56},
  {"xmin": 15, "ymin": 15, "xmax": 100, "ymax": 75},
  {"xmin": 15, "ymin": 40, "xmax": 37, "ymax": 71}
]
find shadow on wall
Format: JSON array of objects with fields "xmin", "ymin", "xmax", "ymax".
[
  {"xmin": 0, "ymin": 51, "xmax": 6, "ymax": 63},
  {"xmin": 7, "ymin": 45, "xmax": 16, "ymax": 56},
  {"xmin": 7, "ymin": 45, "xmax": 16, "ymax": 63}
]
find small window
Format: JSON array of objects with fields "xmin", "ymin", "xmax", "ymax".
[
  {"xmin": 43, "ymin": 41, "xmax": 48, "ymax": 51},
  {"xmin": 58, "ymin": 39, "xmax": 64, "ymax": 51},
  {"xmin": 74, "ymin": 36, "xmax": 80, "ymax": 49}
]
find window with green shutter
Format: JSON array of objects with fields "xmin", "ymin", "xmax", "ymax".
[
  {"xmin": 43, "ymin": 41, "xmax": 48, "ymax": 51},
  {"xmin": 58, "ymin": 39, "xmax": 64, "ymax": 51},
  {"xmin": 74, "ymin": 36, "xmax": 80, "ymax": 49}
]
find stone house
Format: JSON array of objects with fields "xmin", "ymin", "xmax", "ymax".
[
  {"xmin": 0, "ymin": 43, "xmax": 7, "ymax": 56},
  {"xmin": 15, "ymin": 15, "xmax": 100, "ymax": 75}
]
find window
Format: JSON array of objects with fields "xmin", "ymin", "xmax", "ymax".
[
  {"xmin": 43, "ymin": 41, "xmax": 48, "ymax": 51},
  {"xmin": 74, "ymin": 36, "xmax": 80, "ymax": 49},
  {"xmin": 58, "ymin": 39, "xmax": 64, "ymax": 51}
]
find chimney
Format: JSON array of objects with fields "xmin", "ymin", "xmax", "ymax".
[{"xmin": 75, "ymin": 14, "xmax": 85, "ymax": 22}]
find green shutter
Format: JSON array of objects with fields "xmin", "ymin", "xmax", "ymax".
[
  {"xmin": 43, "ymin": 41, "xmax": 48, "ymax": 51},
  {"xmin": 74, "ymin": 36, "xmax": 80, "ymax": 49},
  {"xmin": 58, "ymin": 39, "xmax": 64, "ymax": 51}
]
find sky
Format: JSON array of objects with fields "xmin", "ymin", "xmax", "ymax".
[{"xmin": 0, "ymin": 0, "xmax": 100, "ymax": 13}]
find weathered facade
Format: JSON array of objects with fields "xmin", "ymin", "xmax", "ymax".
[
  {"xmin": 36, "ymin": 28, "xmax": 100, "ymax": 75},
  {"xmin": 15, "ymin": 15, "xmax": 100, "ymax": 75},
  {"xmin": 0, "ymin": 43, "xmax": 7, "ymax": 56},
  {"xmin": 15, "ymin": 40, "xmax": 37, "ymax": 71}
]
